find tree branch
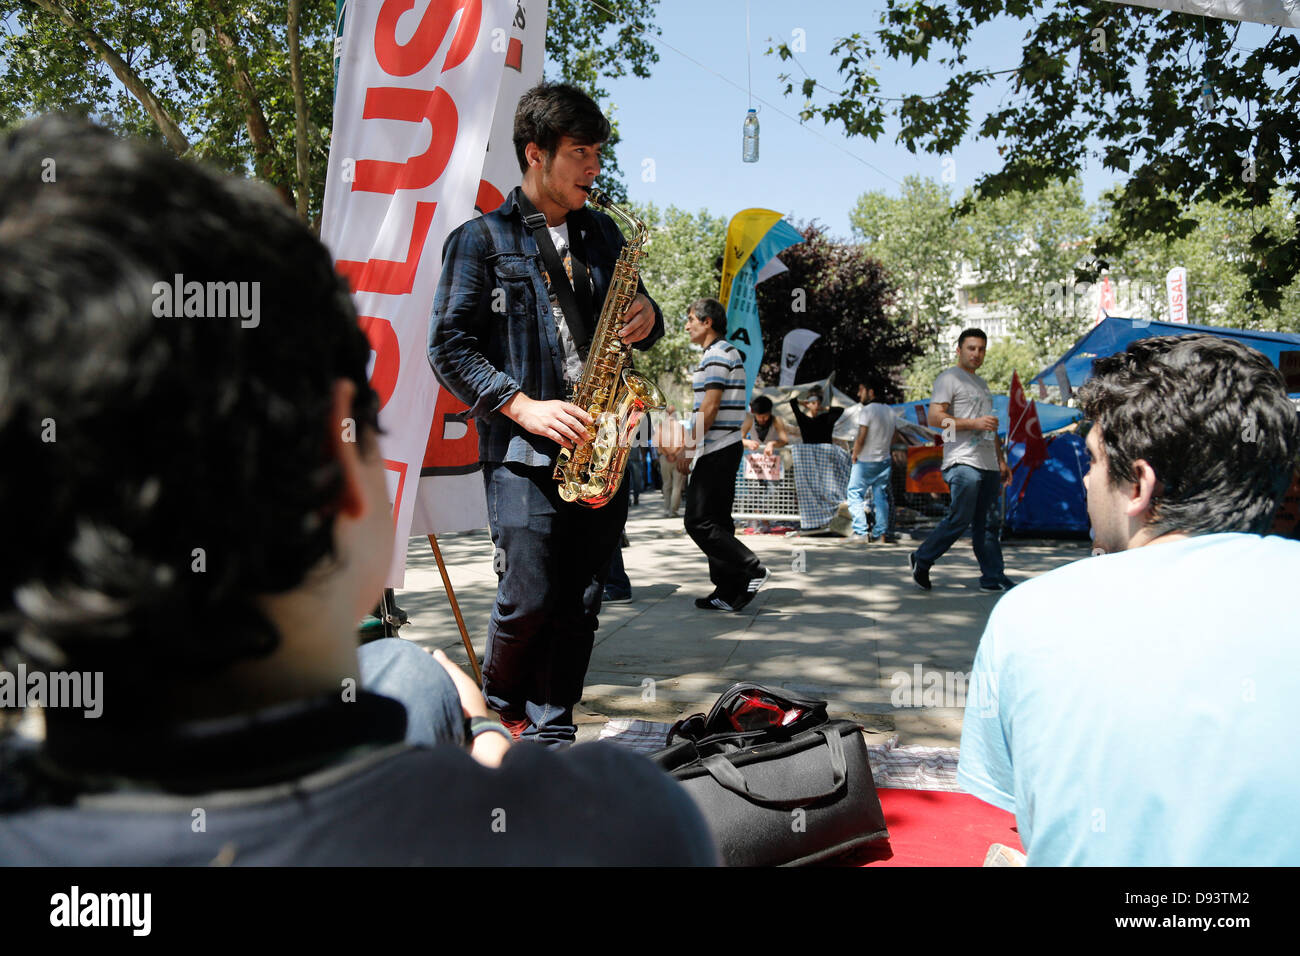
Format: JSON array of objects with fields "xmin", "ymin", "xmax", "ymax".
[
  {"xmin": 206, "ymin": 6, "xmax": 295, "ymax": 207},
  {"xmin": 31, "ymin": 0, "xmax": 190, "ymax": 155},
  {"xmin": 287, "ymin": 0, "xmax": 311, "ymax": 224}
]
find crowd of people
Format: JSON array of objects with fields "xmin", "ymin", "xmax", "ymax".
[{"xmin": 3, "ymin": 80, "xmax": 1299, "ymax": 868}]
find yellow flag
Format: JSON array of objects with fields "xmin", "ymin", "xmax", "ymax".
[{"xmin": 719, "ymin": 208, "xmax": 784, "ymax": 308}]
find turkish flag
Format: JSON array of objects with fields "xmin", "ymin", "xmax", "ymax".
[
  {"xmin": 1008, "ymin": 371, "xmax": 1047, "ymax": 470},
  {"xmin": 1095, "ymin": 274, "xmax": 1117, "ymax": 327}
]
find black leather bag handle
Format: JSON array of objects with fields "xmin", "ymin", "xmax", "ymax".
[{"xmin": 698, "ymin": 727, "xmax": 848, "ymax": 810}]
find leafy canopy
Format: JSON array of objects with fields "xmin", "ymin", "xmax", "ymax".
[
  {"xmin": 773, "ymin": 1, "xmax": 1300, "ymax": 309},
  {"xmin": 0, "ymin": 0, "xmax": 662, "ymax": 221},
  {"xmin": 754, "ymin": 222, "xmax": 926, "ymax": 403}
]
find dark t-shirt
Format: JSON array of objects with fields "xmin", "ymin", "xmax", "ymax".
[
  {"xmin": 790, "ymin": 398, "xmax": 843, "ymax": 445},
  {"xmin": 0, "ymin": 694, "xmax": 717, "ymax": 866}
]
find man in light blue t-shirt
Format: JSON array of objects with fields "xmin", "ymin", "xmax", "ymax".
[{"xmin": 958, "ymin": 333, "xmax": 1300, "ymax": 865}]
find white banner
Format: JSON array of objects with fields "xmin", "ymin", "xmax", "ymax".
[
  {"xmin": 410, "ymin": 0, "xmax": 548, "ymax": 537},
  {"xmin": 320, "ymin": 0, "xmax": 513, "ymax": 585},
  {"xmin": 779, "ymin": 329, "xmax": 820, "ymax": 387},
  {"xmin": 1099, "ymin": 0, "xmax": 1300, "ymax": 28},
  {"xmin": 1166, "ymin": 266, "xmax": 1189, "ymax": 324}
]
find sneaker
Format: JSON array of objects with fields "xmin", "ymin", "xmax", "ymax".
[
  {"xmin": 882, "ymin": 533, "xmax": 901, "ymax": 544},
  {"xmin": 492, "ymin": 710, "xmax": 531, "ymax": 740},
  {"xmin": 909, "ymin": 552, "xmax": 932, "ymax": 591},
  {"xmin": 695, "ymin": 595, "xmax": 737, "ymax": 611},
  {"xmin": 603, "ymin": 592, "xmax": 632, "ymax": 604},
  {"xmin": 979, "ymin": 576, "xmax": 1017, "ymax": 593},
  {"xmin": 731, "ymin": 566, "xmax": 771, "ymax": 610},
  {"xmin": 850, "ymin": 532, "xmax": 870, "ymax": 541}
]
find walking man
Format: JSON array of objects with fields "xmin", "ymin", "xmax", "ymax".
[
  {"xmin": 656, "ymin": 404, "xmax": 686, "ymax": 517},
  {"xmin": 678, "ymin": 298, "xmax": 770, "ymax": 610},
  {"xmin": 847, "ymin": 383, "xmax": 900, "ymax": 543},
  {"xmin": 909, "ymin": 329, "xmax": 1014, "ymax": 591}
]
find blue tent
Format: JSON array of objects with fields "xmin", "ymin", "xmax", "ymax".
[
  {"xmin": 1032, "ymin": 316, "xmax": 1300, "ymax": 391},
  {"xmin": 891, "ymin": 395, "xmax": 1082, "ymax": 437},
  {"xmin": 1004, "ymin": 433, "xmax": 1090, "ymax": 536}
]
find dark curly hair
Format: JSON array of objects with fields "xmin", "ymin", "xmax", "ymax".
[
  {"xmin": 1076, "ymin": 334, "xmax": 1299, "ymax": 537},
  {"xmin": 0, "ymin": 116, "xmax": 379, "ymax": 715},
  {"xmin": 512, "ymin": 82, "xmax": 610, "ymax": 174}
]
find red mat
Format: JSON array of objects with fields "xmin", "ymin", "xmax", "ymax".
[{"xmin": 836, "ymin": 788, "xmax": 1023, "ymax": 867}]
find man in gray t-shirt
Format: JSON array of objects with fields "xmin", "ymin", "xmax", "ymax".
[{"xmin": 909, "ymin": 329, "xmax": 1015, "ymax": 592}]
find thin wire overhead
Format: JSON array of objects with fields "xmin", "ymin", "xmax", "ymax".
[{"xmin": 580, "ymin": 0, "xmax": 902, "ymax": 187}]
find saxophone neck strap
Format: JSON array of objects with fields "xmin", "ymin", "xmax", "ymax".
[{"xmin": 515, "ymin": 190, "xmax": 594, "ymax": 351}]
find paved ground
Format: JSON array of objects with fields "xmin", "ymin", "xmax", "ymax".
[{"xmin": 394, "ymin": 500, "xmax": 1092, "ymax": 748}]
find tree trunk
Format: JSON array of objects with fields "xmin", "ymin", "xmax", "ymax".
[
  {"xmin": 287, "ymin": 0, "xmax": 311, "ymax": 223},
  {"xmin": 208, "ymin": 13, "xmax": 296, "ymax": 208},
  {"xmin": 33, "ymin": 0, "xmax": 190, "ymax": 155}
]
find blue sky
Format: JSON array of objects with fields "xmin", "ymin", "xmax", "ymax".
[{"xmin": 576, "ymin": 0, "xmax": 1274, "ymax": 237}]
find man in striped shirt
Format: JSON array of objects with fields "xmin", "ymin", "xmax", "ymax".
[{"xmin": 678, "ymin": 298, "xmax": 770, "ymax": 611}]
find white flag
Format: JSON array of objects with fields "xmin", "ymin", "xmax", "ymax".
[
  {"xmin": 410, "ymin": 0, "xmax": 549, "ymax": 539},
  {"xmin": 320, "ymin": 0, "xmax": 514, "ymax": 585},
  {"xmin": 779, "ymin": 329, "xmax": 820, "ymax": 387}
]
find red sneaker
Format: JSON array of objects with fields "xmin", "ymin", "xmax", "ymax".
[{"xmin": 493, "ymin": 710, "xmax": 531, "ymax": 740}]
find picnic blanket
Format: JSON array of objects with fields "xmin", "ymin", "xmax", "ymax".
[{"xmin": 790, "ymin": 443, "xmax": 852, "ymax": 530}]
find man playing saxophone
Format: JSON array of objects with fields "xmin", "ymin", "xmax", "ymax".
[{"xmin": 429, "ymin": 83, "xmax": 664, "ymax": 745}]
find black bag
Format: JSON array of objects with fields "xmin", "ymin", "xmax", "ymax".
[{"xmin": 651, "ymin": 683, "xmax": 888, "ymax": 866}]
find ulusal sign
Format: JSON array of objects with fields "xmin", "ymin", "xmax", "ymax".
[
  {"xmin": 1166, "ymin": 266, "xmax": 1189, "ymax": 324},
  {"xmin": 410, "ymin": 0, "xmax": 549, "ymax": 538},
  {"xmin": 320, "ymin": 0, "xmax": 513, "ymax": 585}
]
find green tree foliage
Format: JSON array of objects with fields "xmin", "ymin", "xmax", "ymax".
[
  {"xmin": 851, "ymin": 173, "xmax": 1096, "ymax": 372},
  {"xmin": 1101, "ymin": 188, "xmax": 1300, "ymax": 332},
  {"xmin": 0, "ymin": 1, "xmax": 336, "ymax": 219},
  {"xmin": 625, "ymin": 200, "xmax": 725, "ymax": 400},
  {"xmin": 772, "ymin": 0, "xmax": 1300, "ymax": 313},
  {"xmin": 848, "ymin": 174, "xmax": 960, "ymax": 341},
  {"xmin": 545, "ymin": 0, "xmax": 660, "ymax": 203},
  {"xmin": 0, "ymin": 0, "xmax": 661, "ymax": 221},
  {"xmin": 965, "ymin": 177, "xmax": 1096, "ymax": 359},
  {"xmin": 753, "ymin": 223, "xmax": 924, "ymax": 403}
]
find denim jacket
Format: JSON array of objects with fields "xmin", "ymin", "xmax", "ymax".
[{"xmin": 428, "ymin": 187, "xmax": 664, "ymax": 467}]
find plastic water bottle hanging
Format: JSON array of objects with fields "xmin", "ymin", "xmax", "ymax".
[{"xmin": 742, "ymin": 108, "xmax": 759, "ymax": 163}]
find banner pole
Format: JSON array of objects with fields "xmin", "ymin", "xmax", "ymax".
[{"xmin": 428, "ymin": 534, "xmax": 482, "ymax": 685}]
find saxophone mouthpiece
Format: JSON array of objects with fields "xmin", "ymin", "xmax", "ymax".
[{"xmin": 583, "ymin": 185, "xmax": 609, "ymax": 207}]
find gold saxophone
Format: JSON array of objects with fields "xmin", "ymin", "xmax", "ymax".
[{"xmin": 553, "ymin": 187, "xmax": 666, "ymax": 507}]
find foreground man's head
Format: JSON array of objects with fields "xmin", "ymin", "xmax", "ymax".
[
  {"xmin": 1077, "ymin": 333, "xmax": 1298, "ymax": 553},
  {"xmin": 0, "ymin": 115, "xmax": 391, "ymax": 742}
]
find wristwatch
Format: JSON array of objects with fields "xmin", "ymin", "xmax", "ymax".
[{"xmin": 464, "ymin": 715, "xmax": 512, "ymax": 744}]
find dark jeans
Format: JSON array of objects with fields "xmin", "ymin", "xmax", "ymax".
[
  {"xmin": 604, "ymin": 545, "xmax": 630, "ymax": 598},
  {"xmin": 914, "ymin": 464, "xmax": 1005, "ymax": 585},
  {"xmin": 482, "ymin": 462, "xmax": 627, "ymax": 744},
  {"xmin": 685, "ymin": 441, "xmax": 761, "ymax": 600},
  {"xmin": 358, "ymin": 638, "xmax": 463, "ymax": 748}
]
